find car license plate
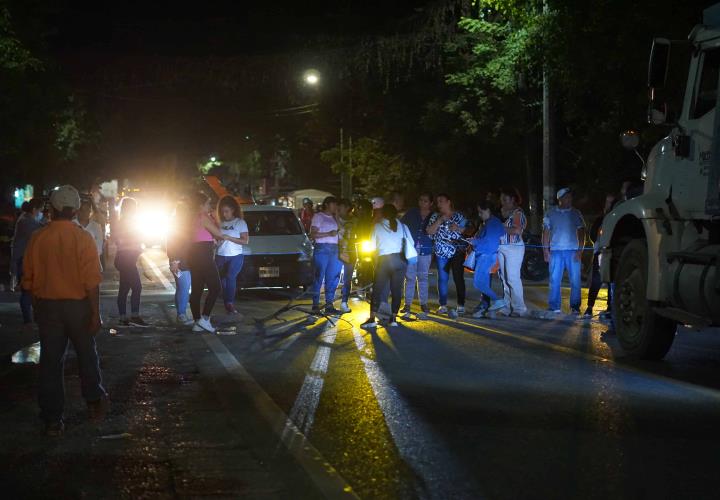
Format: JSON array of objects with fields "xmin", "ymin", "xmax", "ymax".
[{"xmin": 259, "ymin": 266, "xmax": 280, "ymax": 278}]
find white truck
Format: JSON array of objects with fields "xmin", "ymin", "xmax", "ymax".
[{"xmin": 597, "ymin": 4, "xmax": 720, "ymax": 359}]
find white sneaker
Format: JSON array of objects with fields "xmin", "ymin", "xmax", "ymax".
[
  {"xmin": 436, "ymin": 306, "xmax": 448, "ymax": 315},
  {"xmin": 177, "ymin": 314, "xmax": 195, "ymax": 326},
  {"xmin": 192, "ymin": 317, "xmax": 216, "ymax": 333},
  {"xmin": 340, "ymin": 302, "xmax": 351, "ymax": 313},
  {"xmin": 457, "ymin": 306, "xmax": 465, "ymax": 315}
]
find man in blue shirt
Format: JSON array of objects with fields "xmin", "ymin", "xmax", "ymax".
[
  {"xmin": 400, "ymin": 192, "xmax": 434, "ymax": 319},
  {"xmin": 542, "ymin": 188, "xmax": 586, "ymax": 314}
]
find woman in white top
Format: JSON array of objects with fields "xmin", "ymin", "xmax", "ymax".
[
  {"xmin": 215, "ymin": 196, "xmax": 249, "ymax": 314},
  {"xmin": 361, "ymin": 204, "xmax": 410, "ymax": 329}
]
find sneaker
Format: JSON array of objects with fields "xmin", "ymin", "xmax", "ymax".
[
  {"xmin": 88, "ymin": 396, "xmax": 109, "ymax": 423},
  {"xmin": 402, "ymin": 310, "xmax": 413, "ymax": 320},
  {"xmin": 225, "ymin": 303, "xmax": 239, "ymax": 314},
  {"xmin": 448, "ymin": 308, "xmax": 458, "ymax": 319},
  {"xmin": 44, "ymin": 421, "xmax": 64, "ymax": 437},
  {"xmin": 582, "ymin": 308, "xmax": 593, "ymax": 318},
  {"xmin": 325, "ymin": 305, "xmax": 342, "ymax": 315},
  {"xmin": 472, "ymin": 308, "xmax": 487, "ymax": 319},
  {"xmin": 118, "ymin": 318, "xmax": 130, "ymax": 327},
  {"xmin": 488, "ymin": 299, "xmax": 507, "ymax": 312},
  {"xmin": 599, "ymin": 310, "xmax": 613, "ymax": 320},
  {"xmin": 192, "ymin": 317, "xmax": 216, "ymax": 334},
  {"xmin": 340, "ymin": 302, "xmax": 351, "ymax": 313},
  {"xmin": 436, "ymin": 305, "xmax": 448, "ymax": 315},
  {"xmin": 311, "ymin": 305, "xmax": 322, "ymax": 316},
  {"xmin": 177, "ymin": 314, "xmax": 195, "ymax": 326},
  {"xmin": 388, "ymin": 316, "xmax": 398, "ymax": 327},
  {"xmin": 129, "ymin": 317, "xmax": 149, "ymax": 327},
  {"xmin": 418, "ymin": 305, "xmax": 429, "ymax": 319},
  {"xmin": 571, "ymin": 308, "xmax": 581, "ymax": 316},
  {"xmin": 361, "ymin": 318, "xmax": 377, "ymax": 329},
  {"xmin": 457, "ymin": 306, "xmax": 465, "ymax": 315}
]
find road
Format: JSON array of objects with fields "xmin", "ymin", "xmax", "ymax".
[{"xmin": 1, "ymin": 248, "xmax": 719, "ymax": 499}]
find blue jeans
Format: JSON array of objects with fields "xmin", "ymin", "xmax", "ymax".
[
  {"xmin": 436, "ymin": 253, "xmax": 466, "ymax": 307},
  {"xmin": 341, "ymin": 259, "xmax": 355, "ymax": 302},
  {"xmin": 174, "ymin": 269, "xmax": 192, "ymax": 317},
  {"xmin": 17, "ymin": 257, "xmax": 33, "ymax": 323},
  {"xmin": 312, "ymin": 244, "xmax": 342, "ymax": 307},
  {"xmin": 36, "ymin": 299, "xmax": 106, "ymax": 424},
  {"xmin": 548, "ymin": 250, "xmax": 582, "ymax": 311},
  {"xmin": 215, "ymin": 254, "xmax": 245, "ymax": 305},
  {"xmin": 473, "ymin": 253, "xmax": 499, "ymax": 307}
]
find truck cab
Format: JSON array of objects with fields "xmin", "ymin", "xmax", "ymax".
[{"xmin": 596, "ymin": 4, "xmax": 720, "ymax": 359}]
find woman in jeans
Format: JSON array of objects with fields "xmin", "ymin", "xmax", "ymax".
[
  {"xmin": 188, "ymin": 192, "xmax": 228, "ymax": 333},
  {"xmin": 497, "ymin": 187, "xmax": 528, "ymax": 316},
  {"xmin": 215, "ymin": 196, "xmax": 249, "ymax": 314},
  {"xmin": 361, "ymin": 204, "xmax": 410, "ymax": 329},
  {"xmin": 168, "ymin": 200, "xmax": 194, "ymax": 325},
  {"xmin": 426, "ymin": 193, "xmax": 468, "ymax": 316},
  {"xmin": 310, "ymin": 196, "xmax": 343, "ymax": 315},
  {"xmin": 113, "ymin": 197, "xmax": 148, "ymax": 327},
  {"xmin": 470, "ymin": 201, "xmax": 507, "ymax": 318}
]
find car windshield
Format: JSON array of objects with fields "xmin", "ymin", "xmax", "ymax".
[{"xmin": 244, "ymin": 211, "xmax": 303, "ymax": 236}]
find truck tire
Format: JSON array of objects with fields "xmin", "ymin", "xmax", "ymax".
[{"xmin": 613, "ymin": 239, "xmax": 677, "ymax": 360}]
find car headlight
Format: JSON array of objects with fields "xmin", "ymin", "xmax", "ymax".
[{"xmin": 135, "ymin": 211, "xmax": 171, "ymax": 238}]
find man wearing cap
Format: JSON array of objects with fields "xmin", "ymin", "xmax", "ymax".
[
  {"xmin": 22, "ymin": 185, "xmax": 107, "ymax": 436},
  {"xmin": 542, "ymin": 188, "xmax": 586, "ymax": 315}
]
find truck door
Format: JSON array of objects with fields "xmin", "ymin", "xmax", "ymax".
[{"xmin": 683, "ymin": 45, "xmax": 720, "ymax": 217}]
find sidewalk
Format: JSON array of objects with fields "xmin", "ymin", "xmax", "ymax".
[{"xmin": 0, "ymin": 293, "xmax": 320, "ymax": 499}]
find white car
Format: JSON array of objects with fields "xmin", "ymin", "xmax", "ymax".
[{"xmin": 238, "ymin": 205, "xmax": 314, "ymax": 288}]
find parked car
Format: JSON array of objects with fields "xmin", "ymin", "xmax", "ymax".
[{"xmin": 238, "ymin": 205, "xmax": 314, "ymax": 288}]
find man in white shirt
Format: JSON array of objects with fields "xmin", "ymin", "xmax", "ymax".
[{"xmin": 77, "ymin": 199, "xmax": 105, "ymax": 270}]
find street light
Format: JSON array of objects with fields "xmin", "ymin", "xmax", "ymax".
[{"xmin": 303, "ymin": 69, "xmax": 320, "ymax": 86}]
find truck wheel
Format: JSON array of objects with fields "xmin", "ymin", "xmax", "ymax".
[{"xmin": 613, "ymin": 239, "xmax": 677, "ymax": 360}]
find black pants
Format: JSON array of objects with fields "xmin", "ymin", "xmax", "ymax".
[
  {"xmin": 36, "ymin": 299, "xmax": 106, "ymax": 423},
  {"xmin": 188, "ymin": 242, "xmax": 222, "ymax": 319},
  {"xmin": 371, "ymin": 253, "xmax": 407, "ymax": 316},
  {"xmin": 587, "ymin": 253, "xmax": 612, "ymax": 310},
  {"xmin": 114, "ymin": 250, "xmax": 141, "ymax": 316}
]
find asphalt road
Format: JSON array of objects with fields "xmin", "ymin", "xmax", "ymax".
[{"xmin": 2, "ymin": 248, "xmax": 720, "ymax": 499}]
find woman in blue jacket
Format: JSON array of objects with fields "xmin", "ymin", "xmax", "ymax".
[{"xmin": 470, "ymin": 201, "xmax": 507, "ymax": 317}]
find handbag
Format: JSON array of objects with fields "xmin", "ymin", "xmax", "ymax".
[
  {"xmin": 463, "ymin": 249, "xmax": 476, "ymax": 272},
  {"xmin": 401, "ymin": 223, "xmax": 418, "ymax": 264}
]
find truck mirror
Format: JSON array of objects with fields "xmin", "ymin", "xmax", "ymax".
[
  {"xmin": 648, "ymin": 38, "xmax": 671, "ymax": 88},
  {"xmin": 620, "ymin": 130, "xmax": 640, "ymax": 150}
]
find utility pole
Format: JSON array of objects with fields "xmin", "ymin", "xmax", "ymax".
[{"xmin": 542, "ymin": 0, "xmax": 555, "ymax": 214}]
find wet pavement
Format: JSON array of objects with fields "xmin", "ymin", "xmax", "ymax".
[{"xmin": 1, "ymin": 248, "xmax": 719, "ymax": 499}]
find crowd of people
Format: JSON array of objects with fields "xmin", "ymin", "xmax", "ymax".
[{"xmin": 298, "ymin": 183, "xmax": 636, "ymax": 328}]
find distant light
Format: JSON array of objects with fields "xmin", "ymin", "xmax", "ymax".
[
  {"xmin": 210, "ymin": 156, "xmax": 217, "ymax": 162},
  {"xmin": 245, "ymin": 135, "xmax": 250, "ymax": 140},
  {"xmin": 54, "ymin": 186, "xmax": 60, "ymax": 190},
  {"xmin": 303, "ymin": 69, "xmax": 320, "ymax": 86}
]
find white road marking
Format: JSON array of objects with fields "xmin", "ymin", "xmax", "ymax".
[
  {"xmin": 283, "ymin": 322, "xmax": 338, "ymax": 436},
  {"xmin": 201, "ymin": 333, "xmax": 357, "ymax": 499},
  {"xmin": 352, "ymin": 328, "xmax": 479, "ymax": 499},
  {"xmin": 140, "ymin": 253, "xmax": 174, "ymax": 291}
]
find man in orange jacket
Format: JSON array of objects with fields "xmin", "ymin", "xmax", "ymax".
[{"xmin": 23, "ymin": 185, "xmax": 107, "ymax": 437}]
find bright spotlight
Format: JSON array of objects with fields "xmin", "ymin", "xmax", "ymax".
[{"xmin": 303, "ymin": 70, "xmax": 320, "ymax": 86}]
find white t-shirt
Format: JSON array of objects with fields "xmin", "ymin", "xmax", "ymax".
[
  {"xmin": 217, "ymin": 218, "xmax": 249, "ymax": 257},
  {"xmin": 78, "ymin": 219, "xmax": 105, "ymax": 256},
  {"xmin": 371, "ymin": 219, "xmax": 409, "ymax": 256}
]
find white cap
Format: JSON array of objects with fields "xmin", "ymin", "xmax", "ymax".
[
  {"xmin": 556, "ymin": 187, "xmax": 572, "ymax": 200},
  {"xmin": 371, "ymin": 197, "xmax": 384, "ymax": 209},
  {"xmin": 50, "ymin": 185, "xmax": 81, "ymax": 211}
]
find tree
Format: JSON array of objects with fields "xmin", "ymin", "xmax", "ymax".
[{"xmin": 320, "ymin": 138, "xmax": 421, "ymax": 197}]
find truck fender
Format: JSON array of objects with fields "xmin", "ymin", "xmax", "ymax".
[{"xmin": 596, "ymin": 193, "xmax": 669, "ymax": 302}]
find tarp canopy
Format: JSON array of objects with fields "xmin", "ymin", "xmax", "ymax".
[{"xmin": 288, "ymin": 189, "xmax": 334, "ymax": 209}]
